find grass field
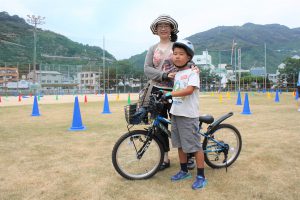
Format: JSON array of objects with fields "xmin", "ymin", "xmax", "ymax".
[{"xmin": 0, "ymin": 92, "xmax": 299, "ymax": 200}]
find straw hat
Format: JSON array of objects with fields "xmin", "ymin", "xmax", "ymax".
[{"xmin": 150, "ymin": 14, "xmax": 179, "ymax": 35}]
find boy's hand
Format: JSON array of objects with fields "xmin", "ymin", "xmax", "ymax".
[
  {"xmin": 156, "ymin": 90, "xmax": 164, "ymax": 98},
  {"xmin": 161, "ymin": 92, "xmax": 172, "ymax": 102}
]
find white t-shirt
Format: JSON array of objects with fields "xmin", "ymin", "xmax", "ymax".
[{"xmin": 170, "ymin": 68, "xmax": 200, "ymax": 118}]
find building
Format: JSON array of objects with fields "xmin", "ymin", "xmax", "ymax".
[
  {"xmin": 192, "ymin": 51, "xmax": 214, "ymax": 69},
  {"xmin": 77, "ymin": 71, "xmax": 100, "ymax": 89},
  {"xmin": 0, "ymin": 66, "xmax": 19, "ymax": 88},
  {"xmin": 6, "ymin": 80, "xmax": 30, "ymax": 89},
  {"xmin": 27, "ymin": 71, "xmax": 63, "ymax": 85},
  {"xmin": 250, "ymin": 67, "xmax": 265, "ymax": 76}
]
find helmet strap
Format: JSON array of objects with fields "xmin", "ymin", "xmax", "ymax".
[{"xmin": 174, "ymin": 61, "xmax": 189, "ymax": 68}]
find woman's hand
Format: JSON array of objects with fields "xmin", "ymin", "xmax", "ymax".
[
  {"xmin": 191, "ymin": 65, "xmax": 200, "ymax": 74},
  {"xmin": 168, "ymin": 72, "xmax": 176, "ymax": 79}
]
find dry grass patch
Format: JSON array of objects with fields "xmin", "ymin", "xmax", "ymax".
[{"xmin": 0, "ymin": 92, "xmax": 299, "ymax": 200}]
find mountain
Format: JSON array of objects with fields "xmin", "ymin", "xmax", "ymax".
[
  {"xmin": 127, "ymin": 23, "xmax": 300, "ymax": 73},
  {"xmin": 1, "ymin": 11, "xmax": 300, "ymax": 75},
  {"xmin": 0, "ymin": 12, "xmax": 116, "ymax": 73}
]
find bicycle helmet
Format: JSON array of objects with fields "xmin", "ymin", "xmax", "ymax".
[{"xmin": 172, "ymin": 39, "xmax": 194, "ymax": 59}]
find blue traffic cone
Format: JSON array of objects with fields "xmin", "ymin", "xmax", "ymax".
[
  {"xmin": 101, "ymin": 93, "xmax": 111, "ymax": 114},
  {"xmin": 69, "ymin": 96, "xmax": 86, "ymax": 131},
  {"xmin": 275, "ymin": 90, "xmax": 280, "ymax": 102},
  {"xmin": 241, "ymin": 93, "xmax": 252, "ymax": 115},
  {"xmin": 31, "ymin": 96, "xmax": 40, "ymax": 116},
  {"xmin": 236, "ymin": 91, "xmax": 242, "ymax": 105},
  {"xmin": 296, "ymin": 90, "xmax": 299, "ymax": 100}
]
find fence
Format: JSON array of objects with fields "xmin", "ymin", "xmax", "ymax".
[
  {"xmin": 0, "ymin": 63, "xmax": 150, "ymax": 96},
  {"xmin": 0, "ymin": 62, "xmax": 298, "ymax": 96}
]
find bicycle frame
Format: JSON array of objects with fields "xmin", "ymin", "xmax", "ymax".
[
  {"xmin": 148, "ymin": 114, "xmax": 229, "ymax": 155},
  {"xmin": 199, "ymin": 132, "xmax": 229, "ymax": 154},
  {"xmin": 153, "ymin": 116, "xmax": 171, "ymax": 137}
]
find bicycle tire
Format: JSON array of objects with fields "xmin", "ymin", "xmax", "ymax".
[
  {"xmin": 203, "ymin": 124, "xmax": 242, "ymax": 169},
  {"xmin": 112, "ymin": 130, "xmax": 164, "ymax": 180}
]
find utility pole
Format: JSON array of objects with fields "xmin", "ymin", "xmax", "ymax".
[
  {"xmin": 264, "ymin": 43, "xmax": 267, "ymax": 90},
  {"xmin": 115, "ymin": 66, "xmax": 118, "ymax": 93},
  {"xmin": 234, "ymin": 44, "xmax": 237, "ymax": 92},
  {"xmin": 27, "ymin": 15, "xmax": 45, "ymax": 94},
  {"xmin": 238, "ymin": 48, "xmax": 241, "ymax": 91},
  {"xmin": 102, "ymin": 36, "xmax": 105, "ymax": 94},
  {"xmin": 231, "ymin": 40, "xmax": 237, "ymax": 92}
]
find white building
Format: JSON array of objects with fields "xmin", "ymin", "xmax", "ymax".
[
  {"xmin": 27, "ymin": 71, "xmax": 63, "ymax": 85},
  {"xmin": 6, "ymin": 80, "xmax": 30, "ymax": 89},
  {"xmin": 77, "ymin": 71, "xmax": 100, "ymax": 89},
  {"xmin": 192, "ymin": 51, "xmax": 214, "ymax": 69}
]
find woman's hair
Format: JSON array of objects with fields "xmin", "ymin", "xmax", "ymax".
[{"xmin": 170, "ymin": 32, "xmax": 177, "ymax": 42}]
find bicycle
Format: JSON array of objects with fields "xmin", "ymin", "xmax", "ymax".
[{"xmin": 112, "ymin": 93, "xmax": 242, "ymax": 180}]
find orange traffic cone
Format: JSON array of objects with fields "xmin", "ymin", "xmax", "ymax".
[
  {"xmin": 84, "ymin": 95, "xmax": 87, "ymax": 103},
  {"xmin": 18, "ymin": 94, "xmax": 21, "ymax": 102}
]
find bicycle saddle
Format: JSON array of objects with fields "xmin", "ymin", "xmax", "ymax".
[{"xmin": 199, "ymin": 114, "xmax": 214, "ymax": 124}]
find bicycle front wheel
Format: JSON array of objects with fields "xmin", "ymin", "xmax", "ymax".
[
  {"xmin": 112, "ymin": 130, "xmax": 164, "ymax": 180},
  {"xmin": 203, "ymin": 124, "xmax": 242, "ymax": 169}
]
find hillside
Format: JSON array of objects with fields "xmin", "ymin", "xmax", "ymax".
[
  {"xmin": 127, "ymin": 23, "xmax": 300, "ymax": 73},
  {"xmin": 1, "ymin": 11, "xmax": 300, "ymax": 75},
  {"xmin": 0, "ymin": 12, "xmax": 116, "ymax": 70}
]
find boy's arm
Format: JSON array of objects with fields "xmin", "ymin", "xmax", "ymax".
[{"xmin": 170, "ymin": 86, "xmax": 195, "ymax": 97}]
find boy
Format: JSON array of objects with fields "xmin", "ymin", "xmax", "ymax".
[{"xmin": 162, "ymin": 39, "xmax": 207, "ymax": 190}]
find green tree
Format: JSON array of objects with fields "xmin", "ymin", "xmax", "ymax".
[{"xmin": 279, "ymin": 58, "xmax": 300, "ymax": 86}]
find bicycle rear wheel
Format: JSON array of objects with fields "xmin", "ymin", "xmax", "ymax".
[
  {"xmin": 203, "ymin": 124, "xmax": 242, "ymax": 168},
  {"xmin": 112, "ymin": 130, "xmax": 164, "ymax": 180}
]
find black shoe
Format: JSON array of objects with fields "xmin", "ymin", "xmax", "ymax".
[
  {"xmin": 187, "ymin": 157, "xmax": 195, "ymax": 170},
  {"xmin": 159, "ymin": 160, "xmax": 170, "ymax": 171}
]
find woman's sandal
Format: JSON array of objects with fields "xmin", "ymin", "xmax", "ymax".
[{"xmin": 159, "ymin": 160, "xmax": 170, "ymax": 171}]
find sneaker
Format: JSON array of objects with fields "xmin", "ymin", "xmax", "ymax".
[
  {"xmin": 159, "ymin": 160, "xmax": 170, "ymax": 171},
  {"xmin": 187, "ymin": 157, "xmax": 195, "ymax": 170},
  {"xmin": 171, "ymin": 170, "xmax": 192, "ymax": 182},
  {"xmin": 192, "ymin": 176, "xmax": 207, "ymax": 190}
]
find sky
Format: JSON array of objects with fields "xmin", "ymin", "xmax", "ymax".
[{"xmin": 1, "ymin": 0, "xmax": 300, "ymax": 60}]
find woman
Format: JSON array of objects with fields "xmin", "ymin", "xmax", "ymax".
[{"xmin": 144, "ymin": 14, "xmax": 196, "ymax": 170}]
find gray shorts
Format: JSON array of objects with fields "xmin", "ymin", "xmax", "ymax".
[{"xmin": 171, "ymin": 115, "xmax": 202, "ymax": 153}]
